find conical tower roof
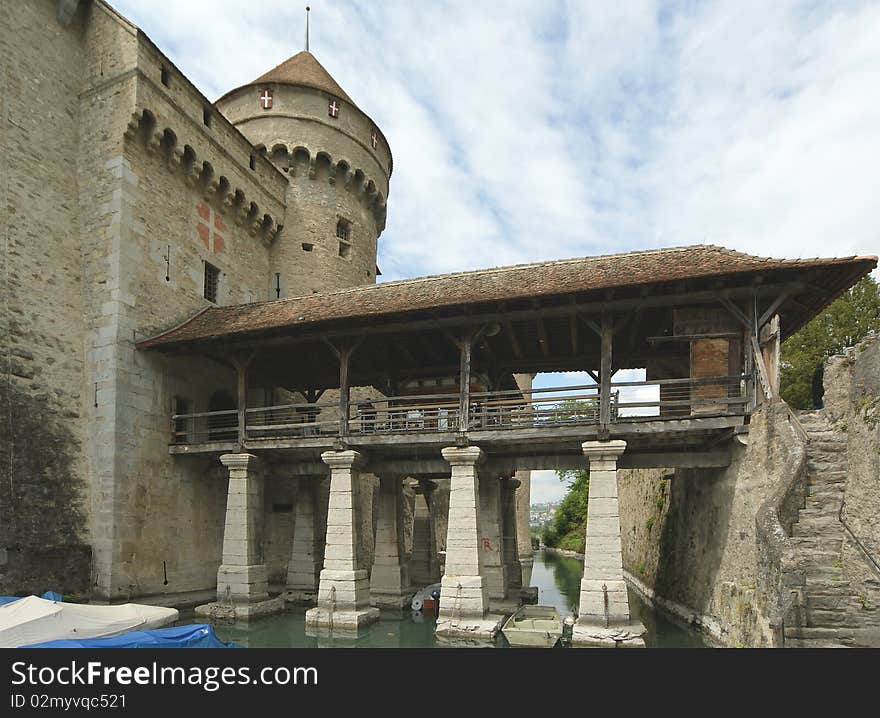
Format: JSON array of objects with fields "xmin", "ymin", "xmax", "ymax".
[{"xmin": 250, "ymin": 51, "xmax": 355, "ymax": 106}]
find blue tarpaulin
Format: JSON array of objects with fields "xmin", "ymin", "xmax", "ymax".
[
  {"xmin": 0, "ymin": 591, "xmax": 62, "ymax": 606},
  {"xmin": 24, "ymin": 623, "xmax": 239, "ymax": 649}
]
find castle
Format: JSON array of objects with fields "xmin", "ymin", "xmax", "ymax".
[
  {"xmin": 0, "ymin": 0, "xmax": 477, "ymax": 603},
  {"xmin": 4, "ymin": 1, "xmax": 878, "ymax": 646}
]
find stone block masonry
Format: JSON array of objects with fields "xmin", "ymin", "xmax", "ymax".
[
  {"xmin": 435, "ymin": 446, "xmax": 503, "ymax": 640},
  {"xmin": 571, "ymin": 440, "xmax": 646, "ymax": 648},
  {"xmin": 195, "ymin": 454, "xmax": 283, "ymax": 620},
  {"xmin": 306, "ymin": 450, "xmax": 379, "ymax": 632}
]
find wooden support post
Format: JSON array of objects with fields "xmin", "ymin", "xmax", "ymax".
[
  {"xmin": 459, "ymin": 331, "xmax": 473, "ymax": 432},
  {"xmin": 236, "ymin": 361, "xmax": 248, "ymax": 449},
  {"xmin": 324, "ymin": 338, "xmax": 361, "ymax": 439},
  {"xmin": 231, "ymin": 350, "xmax": 258, "ymax": 450},
  {"xmin": 338, "ymin": 344, "xmax": 352, "ymax": 438},
  {"xmin": 599, "ymin": 311, "xmax": 613, "ymax": 430},
  {"xmin": 459, "ymin": 328, "xmax": 473, "ymax": 433}
]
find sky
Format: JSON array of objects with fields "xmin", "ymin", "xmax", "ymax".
[{"xmin": 113, "ymin": 0, "xmax": 880, "ymax": 501}]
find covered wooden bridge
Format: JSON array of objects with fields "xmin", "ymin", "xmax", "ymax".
[{"xmin": 138, "ymin": 244, "xmax": 876, "ymax": 642}]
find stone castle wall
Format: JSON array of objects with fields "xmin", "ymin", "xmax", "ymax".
[
  {"xmin": 619, "ymin": 402, "xmax": 803, "ymax": 646},
  {"xmin": 1, "ymin": 0, "xmax": 93, "ymax": 595}
]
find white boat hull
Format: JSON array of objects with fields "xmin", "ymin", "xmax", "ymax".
[{"xmin": 0, "ymin": 596, "xmax": 179, "ymax": 648}]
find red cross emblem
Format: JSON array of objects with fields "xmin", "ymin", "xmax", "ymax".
[
  {"xmin": 328, "ymin": 99, "xmax": 340, "ymax": 118},
  {"xmin": 370, "ymin": 129, "xmax": 378, "ymax": 149},
  {"xmin": 259, "ymin": 89, "xmax": 273, "ymax": 110}
]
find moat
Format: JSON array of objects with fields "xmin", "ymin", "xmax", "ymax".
[{"xmin": 211, "ymin": 551, "xmax": 708, "ymax": 648}]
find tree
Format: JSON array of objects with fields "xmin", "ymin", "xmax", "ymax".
[
  {"xmin": 539, "ymin": 398, "xmax": 593, "ymax": 551},
  {"xmin": 781, "ymin": 276, "xmax": 880, "ymax": 409}
]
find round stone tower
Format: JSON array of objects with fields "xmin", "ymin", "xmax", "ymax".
[{"xmin": 215, "ymin": 51, "xmax": 391, "ymax": 296}]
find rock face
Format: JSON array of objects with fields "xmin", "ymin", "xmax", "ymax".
[
  {"xmin": 619, "ymin": 334, "xmax": 880, "ymax": 648},
  {"xmin": 619, "ymin": 402, "xmax": 804, "ymax": 647},
  {"xmin": 803, "ymin": 332, "xmax": 880, "ymax": 647}
]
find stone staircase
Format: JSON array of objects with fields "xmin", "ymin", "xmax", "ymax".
[{"xmin": 785, "ymin": 410, "xmax": 880, "ymax": 647}]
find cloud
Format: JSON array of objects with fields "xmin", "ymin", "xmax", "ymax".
[
  {"xmin": 530, "ymin": 469, "xmax": 568, "ymax": 504},
  {"xmin": 113, "ymin": 0, "xmax": 880, "ymax": 285}
]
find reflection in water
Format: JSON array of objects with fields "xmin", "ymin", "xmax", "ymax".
[
  {"xmin": 213, "ymin": 550, "xmax": 707, "ymax": 648},
  {"xmin": 535, "ymin": 550, "xmax": 708, "ymax": 648}
]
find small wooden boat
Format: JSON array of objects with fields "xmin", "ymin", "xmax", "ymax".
[{"xmin": 501, "ymin": 605, "xmax": 563, "ymax": 648}]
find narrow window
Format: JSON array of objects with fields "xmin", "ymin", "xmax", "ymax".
[
  {"xmin": 336, "ymin": 219, "xmax": 352, "ymax": 259},
  {"xmin": 172, "ymin": 397, "xmax": 191, "ymax": 443},
  {"xmin": 204, "ymin": 262, "xmax": 220, "ymax": 302},
  {"xmin": 202, "ymin": 106, "xmax": 212, "ymax": 127},
  {"xmin": 160, "ymin": 65, "xmax": 170, "ymax": 87},
  {"xmin": 249, "ymin": 154, "xmax": 256, "ymax": 171}
]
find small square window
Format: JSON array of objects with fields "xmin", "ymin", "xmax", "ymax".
[
  {"xmin": 161, "ymin": 66, "xmax": 170, "ymax": 87},
  {"xmin": 204, "ymin": 262, "xmax": 220, "ymax": 302},
  {"xmin": 202, "ymin": 106, "xmax": 212, "ymax": 127},
  {"xmin": 336, "ymin": 218, "xmax": 351, "ymax": 241},
  {"xmin": 301, "ymin": 243, "xmax": 314, "ymax": 252}
]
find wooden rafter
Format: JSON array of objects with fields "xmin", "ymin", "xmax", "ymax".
[
  {"xmin": 504, "ymin": 321, "xmax": 523, "ymax": 359},
  {"xmin": 536, "ymin": 316, "xmax": 550, "ymax": 357}
]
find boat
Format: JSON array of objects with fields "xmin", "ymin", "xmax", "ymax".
[
  {"xmin": 24, "ymin": 623, "xmax": 237, "ymax": 649},
  {"xmin": 0, "ymin": 595, "xmax": 179, "ymax": 648},
  {"xmin": 501, "ymin": 605, "xmax": 563, "ymax": 648},
  {"xmin": 411, "ymin": 583, "xmax": 442, "ymax": 612}
]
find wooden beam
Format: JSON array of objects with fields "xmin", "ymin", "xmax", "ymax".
[
  {"xmin": 578, "ymin": 311, "xmax": 602, "ymax": 337},
  {"xmin": 338, "ymin": 343, "xmax": 352, "ymax": 437},
  {"xmin": 536, "ymin": 317, "xmax": 550, "ymax": 357},
  {"xmin": 750, "ymin": 334, "xmax": 774, "ymax": 401},
  {"xmin": 236, "ymin": 361, "xmax": 248, "ymax": 449},
  {"xmin": 153, "ymin": 282, "xmax": 801, "ymax": 356},
  {"xmin": 627, "ymin": 309, "xmax": 642, "ymax": 353},
  {"xmin": 459, "ymin": 328, "xmax": 473, "ymax": 433},
  {"xmin": 759, "ymin": 290, "xmax": 790, "ymax": 328},
  {"xmin": 718, "ymin": 297, "xmax": 751, "ymax": 329},
  {"xmin": 231, "ymin": 349, "xmax": 258, "ymax": 449},
  {"xmin": 569, "ymin": 312, "xmax": 578, "ymax": 355},
  {"xmin": 504, "ymin": 321, "xmax": 523, "ymax": 359},
  {"xmin": 599, "ymin": 310, "xmax": 613, "ymax": 429}
]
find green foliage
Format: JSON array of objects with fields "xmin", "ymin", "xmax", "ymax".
[
  {"xmin": 542, "ymin": 467, "xmax": 589, "ymax": 554},
  {"xmin": 645, "ymin": 516, "xmax": 655, "ymax": 532},
  {"xmin": 781, "ymin": 276, "xmax": 880, "ymax": 409}
]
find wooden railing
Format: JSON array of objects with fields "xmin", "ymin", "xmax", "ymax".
[{"xmin": 169, "ymin": 375, "xmax": 749, "ymax": 445}]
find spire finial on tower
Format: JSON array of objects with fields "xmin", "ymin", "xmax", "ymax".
[{"xmin": 305, "ymin": 6, "xmax": 310, "ymax": 52}]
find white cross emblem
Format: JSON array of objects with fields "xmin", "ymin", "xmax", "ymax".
[
  {"xmin": 370, "ymin": 129, "xmax": 378, "ymax": 149},
  {"xmin": 260, "ymin": 89, "xmax": 273, "ymax": 109},
  {"xmin": 328, "ymin": 100, "xmax": 340, "ymax": 118}
]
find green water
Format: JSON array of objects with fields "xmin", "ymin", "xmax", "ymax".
[{"xmin": 213, "ymin": 551, "xmax": 708, "ymax": 648}]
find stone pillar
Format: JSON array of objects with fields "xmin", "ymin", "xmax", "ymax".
[
  {"xmin": 411, "ymin": 480, "xmax": 440, "ymax": 587},
  {"xmin": 196, "ymin": 453, "xmax": 283, "ymax": 619},
  {"xmin": 501, "ymin": 477, "xmax": 523, "ymax": 596},
  {"xmin": 436, "ymin": 446, "xmax": 503, "ymax": 639},
  {"xmin": 283, "ymin": 477, "xmax": 321, "ymax": 604},
  {"xmin": 572, "ymin": 440, "xmax": 645, "ymax": 647},
  {"xmin": 515, "ymin": 468, "xmax": 534, "ymax": 562},
  {"xmin": 370, "ymin": 474, "xmax": 413, "ymax": 608},
  {"xmin": 306, "ymin": 450, "xmax": 380, "ymax": 631},
  {"xmin": 479, "ymin": 474, "xmax": 508, "ymax": 602}
]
